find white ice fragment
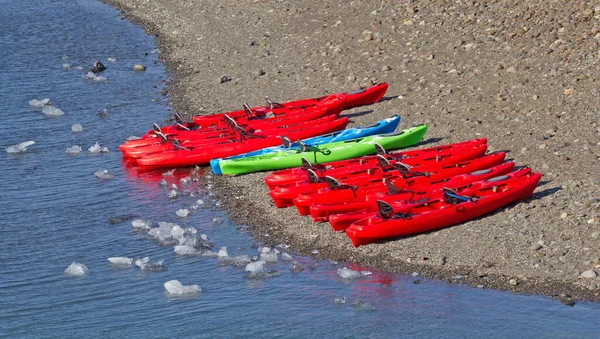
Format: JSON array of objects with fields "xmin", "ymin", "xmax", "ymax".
[
  {"xmin": 158, "ymin": 179, "xmax": 168, "ymax": 187},
  {"xmin": 64, "ymin": 262, "xmax": 89, "ymax": 276},
  {"xmin": 134, "ymin": 257, "xmax": 150, "ymax": 267},
  {"xmin": 74, "ymin": 66, "xmax": 83, "ymax": 70},
  {"xmin": 176, "ymin": 208, "xmax": 189, "ymax": 218},
  {"xmin": 196, "ymin": 199, "xmax": 204, "ymax": 205},
  {"xmin": 29, "ymin": 98, "xmax": 51, "ymax": 108},
  {"xmin": 107, "ymin": 257, "xmax": 133, "ymax": 266},
  {"xmin": 88, "ymin": 142, "xmax": 109, "ymax": 153},
  {"xmin": 245, "ymin": 260, "xmax": 265, "ymax": 274},
  {"xmin": 171, "ymin": 183, "xmax": 178, "ymax": 190},
  {"xmin": 180, "ymin": 176, "xmax": 191, "ymax": 186},
  {"xmin": 167, "ymin": 189, "xmax": 178, "ymax": 199},
  {"xmin": 61, "ymin": 56, "xmax": 68, "ymax": 60},
  {"xmin": 260, "ymin": 251, "xmax": 278, "ymax": 262},
  {"xmin": 42, "ymin": 105, "xmax": 65, "ymax": 116},
  {"xmin": 163, "ymin": 169, "xmax": 175, "ymax": 176},
  {"xmin": 93, "ymin": 76, "xmax": 106, "ymax": 82},
  {"xmin": 71, "ymin": 123, "xmax": 83, "ymax": 133},
  {"xmin": 131, "ymin": 219, "xmax": 152, "ymax": 230},
  {"xmin": 94, "ymin": 169, "xmax": 115, "ymax": 180},
  {"xmin": 164, "ymin": 280, "xmax": 201, "ymax": 295},
  {"xmin": 411, "ymin": 272, "xmax": 419, "ymax": 277},
  {"xmin": 174, "ymin": 245, "xmax": 198, "ymax": 256},
  {"xmin": 281, "ymin": 253, "xmax": 294, "ymax": 261},
  {"xmin": 337, "ymin": 267, "xmax": 372, "ymax": 279},
  {"xmin": 215, "ymin": 201, "xmax": 223, "ymax": 208},
  {"xmin": 62, "ymin": 63, "xmax": 70, "ymax": 70},
  {"xmin": 107, "ymin": 57, "xmax": 117, "ymax": 62},
  {"xmin": 135, "ymin": 257, "xmax": 167, "ymax": 271},
  {"xmin": 212, "ymin": 217, "xmax": 223, "ymax": 225},
  {"xmin": 84, "ymin": 71, "xmax": 97, "ymax": 80},
  {"xmin": 65, "ymin": 145, "xmax": 82, "ymax": 154},
  {"xmin": 6, "ymin": 141, "xmax": 35, "ymax": 154},
  {"xmin": 217, "ymin": 246, "xmax": 228, "ymax": 258}
]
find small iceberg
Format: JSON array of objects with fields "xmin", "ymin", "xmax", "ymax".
[
  {"xmin": 134, "ymin": 257, "xmax": 167, "ymax": 271},
  {"xmin": 107, "ymin": 57, "xmax": 117, "ymax": 62},
  {"xmin": 176, "ymin": 208, "xmax": 189, "ymax": 218},
  {"xmin": 108, "ymin": 257, "xmax": 133, "ymax": 266},
  {"xmin": 71, "ymin": 124, "xmax": 83, "ymax": 133},
  {"xmin": 163, "ymin": 280, "xmax": 201, "ymax": 295},
  {"xmin": 65, "ymin": 145, "xmax": 82, "ymax": 154},
  {"xmin": 62, "ymin": 63, "xmax": 70, "ymax": 70},
  {"xmin": 64, "ymin": 262, "xmax": 88, "ymax": 276},
  {"xmin": 6, "ymin": 141, "xmax": 34, "ymax": 154},
  {"xmin": 337, "ymin": 267, "xmax": 372, "ymax": 279},
  {"xmin": 88, "ymin": 142, "xmax": 109, "ymax": 153},
  {"xmin": 131, "ymin": 219, "xmax": 152, "ymax": 231},
  {"xmin": 244, "ymin": 260, "xmax": 282, "ymax": 279},
  {"xmin": 42, "ymin": 105, "xmax": 65, "ymax": 116},
  {"xmin": 29, "ymin": 98, "xmax": 51, "ymax": 108},
  {"xmin": 94, "ymin": 169, "xmax": 115, "ymax": 180}
]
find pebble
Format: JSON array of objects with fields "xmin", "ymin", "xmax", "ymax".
[
  {"xmin": 530, "ymin": 243, "xmax": 542, "ymax": 251},
  {"xmin": 564, "ymin": 88, "xmax": 574, "ymax": 95},
  {"xmin": 349, "ymin": 82, "xmax": 361, "ymax": 91},
  {"xmin": 254, "ymin": 69, "xmax": 265, "ymax": 77},
  {"xmin": 381, "ymin": 65, "xmax": 391, "ymax": 72},
  {"xmin": 580, "ymin": 269, "xmax": 597, "ymax": 279},
  {"xmin": 509, "ymin": 278, "xmax": 518, "ymax": 286},
  {"xmin": 133, "ymin": 64, "xmax": 146, "ymax": 72},
  {"xmin": 505, "ymin": 66, "xmax": 516, "ymax": 73},
  {"xmin": 560, "ymin": 212, "xmax": 568, "ymax": 219},
  {"xmin": 560, "ymin": 297, "xmax": 576, "ymax": 307}
]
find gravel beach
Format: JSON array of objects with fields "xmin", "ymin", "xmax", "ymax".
[{"xmin": 106, "ymin": 0, "xmax": 600, "ymax": 302}]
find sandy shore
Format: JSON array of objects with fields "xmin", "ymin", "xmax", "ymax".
[{"xmin": 106, "ymin": 0, "xmax": 600, "ymax": 302}]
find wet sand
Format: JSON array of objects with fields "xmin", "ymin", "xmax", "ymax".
[{"xmin": 106, "ymin": 0, "xmax": 600, "ymax": 302}]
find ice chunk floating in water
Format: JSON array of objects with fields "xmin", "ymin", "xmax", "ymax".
[
  {"xmin": 88, "ymin": 142, "xmax": 109, "ymax": 153},
  {"xmin": 29, "ymin": 98, "xmax": 51, "ymax": 108},
  {"xmin": 94, "ymin": 170, "xmax": 115, "ymax": 180},
  {"xmin": 176, "ymin": 208, "xmax": 189, "ymax": 218},
  {"xmin": 337, "ymin": 267, "xmax": 372, "ymax": 279},
  {"xmin": 108, "ymin": 257, "xmax": 133, "ymax": 266},
  {"xmin": 42, "ymin": 105, "xmax": 65, "ymax": 116},
  {"xmin": 164, "ymin": 280, "xmax": 201, "ymax": 295},
  {"xmin": 71, "ymin": 123, "xmax": 83, "ymax": 133},
  {"xmin": 64, "ymin": 262, "xmax": 88, "ymax": 276},
  {"xmin": 132, "ymin": 219, "xmax": 152, "ymax": 231},
  {"xmin": 6, "ymin": 141, "xmax": 34, "ymax": 154},
  {"xmin": 65, "ymin": 145, "xmax": 82, "ymax": 154}
]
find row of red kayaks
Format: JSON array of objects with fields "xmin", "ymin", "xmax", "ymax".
[
  {"xmin": 263, "ymin": 138, "xmax": 541, "ymax": 247},
  {"xmin": 119, "ymin": 82, "xmax": 540, "ymax": 247},
  {"xmin": 119, "ymin": 83, "xmax": 389, "ymax": 169}
]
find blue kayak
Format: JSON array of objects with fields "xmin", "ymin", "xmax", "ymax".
[{"xmin": 210, "ymin": 115, "xmax": 400, "ymax": 175}]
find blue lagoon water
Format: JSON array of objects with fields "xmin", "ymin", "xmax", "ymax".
[{"xmin": 1, "ymin": 0, "xmax": 600, "ymax": 337}]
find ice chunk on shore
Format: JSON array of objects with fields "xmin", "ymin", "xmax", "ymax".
[
  {"xmin": 64, "ymin": 262, "xmax": 88, "ymax": 276},
  {"xmin": 65, "ymin": 145, "xmax": 82, "ymax": 154},
  {"xmin": 180, "ymin": 176, "xmax": 191, "ymax": 186},
  {"xmin": 6, "ymin": 141, "xmax": 35, "ymax": 154},
  {"xmin": 29, "ymin": 98, "xmax": 51, "ymax": 108},
  {"xmin": 42, "ymin": 105, "xmax": 65, "ymax": 116},
  {"xmin": 108, "ymin": 257, "xmax": 133, "ymax": 266},
  {"xmin": 259, "ymin": 248, "xmax": 278, "ymax": 263},
  {"xmin": 94, "ymin": 169, "xmax": 115, "ymax": 180},
  {"xmin": 176, "ymin": 208, "xmax": 189, "ymax": 218},
  {"xmin": 163, "ymin": 169, "xmax": 175, "ymax": 176},
  {"xmin": 164, "ymin": 280, "xmax": 201, "ymax": 295},
  {"xmin": 71, "ymin": 124, "xmax": 83, "ymax": 133},
  {"xmin": 132, "ymin": 219, "xmax": 152, "ymax": 231},
  {"xmin": 88, "ymin": 142, "xmax": 109, "ymax": 153},
  {"xmin": 281, "ymin": 253, "xmax": 294, "ymax": 261},
  {"xmin": 337, "ymin": 267, "xmax": 372, "ymax": 279}
]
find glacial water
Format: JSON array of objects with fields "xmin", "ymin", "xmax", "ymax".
[{"xmin": 1, "ymin": 0, "xmax": 600, "ymax": 337}]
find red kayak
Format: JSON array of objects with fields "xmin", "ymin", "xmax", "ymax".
[
  {"xmin": 121, "ymin": 102, "xmax": 344, "ymax": 155},
  {"xmin": 268, "ymin": 145, "xmax": 499, "ymax": 209},
  {"xmin": 327, "ymin": 162, "xmax": 518, "ymax": 230},
  {"xmin": 123, "ymin": 114, "xmax": 341, "ymax": 159},
  {"xmin": 140, "ymin": 97, "xmax": 346, "ymax": 140},
  {"xmin": 292, "ymin": 143, "xmax": 488, "ymax": 215},
  {"xmin": 345, "ymin": 171, "xmax": 540, "ymax": 247},
  {"xmin": 192, "ymin": 83, "xmax": 388, "ymax": 127},
  {"xmin": 135, "ymin": 117, "xmax": 349, "ymax": 169},
  {"xmin": 265, "ymin": 138, "xmax": 487, "ymax": 190}
]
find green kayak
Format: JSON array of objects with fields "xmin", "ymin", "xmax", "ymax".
[{"xmin": 218, "ymin": 124, "xmax": 427, "ymax": 175}]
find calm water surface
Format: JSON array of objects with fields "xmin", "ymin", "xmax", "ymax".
[{"xmin": 1, "ymin": 1, "xmax": 600, "ymax": 337}]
